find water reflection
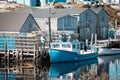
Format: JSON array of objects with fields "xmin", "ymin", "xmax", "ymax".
[
  {"xmin": 0, "ymin": 55, "xmax": 120, "ymax": 80},
  {"xmin": 98, "ymin": 55, "xmax": 120, "ymax": 80},
  {"xmin": 48, "ymin": 58, "xmax": 98, "ymax": 76},
  {"xmin": 48, "ymin": 58, "xmax": 98, "ymax": 80}
]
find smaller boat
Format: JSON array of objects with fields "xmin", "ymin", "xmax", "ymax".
[
  {"xmin": 48, "ymin": 35, "xmax": 98, "ymax": 63},
  {"xmin": 98, "ymin": 48, "xmax": 120, "ymax": 56},
  {"xmin": 98, "ymin": 41, "xmax": 120, "ymax": 56}
]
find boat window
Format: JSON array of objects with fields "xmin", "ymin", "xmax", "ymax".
[
  {"xmin": 67, "ymin": 44, "xmax": 71, "ymax": 48},
  {"xmin": 62, "ymin": 44, "xmax": 66, "ymax": 48},
  {"xmin": 77, "ymin": 44, "xmax": 79, "ymax": 49},
  {"xmin": 73, "ymin": 44, "xmax": 76, "ymax": 49},
  {"xmin": 62, "ymin": 44, "xmax": 71, "ymax": 48},
  {"xmin": 56, "ymin": 44, "xmax": 60, "ymax": 48},
  {"xmin": 52, "ymin": 44, "xmax": 60, "ymax": 48}
]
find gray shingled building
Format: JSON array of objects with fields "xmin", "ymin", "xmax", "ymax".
[
  {"xmin": 0, "ymin": 12, "xmax": 40, "ymax": 32},
  {"xmin": 14, "ymin": 7, "xmax": 109, "ymax": 41}
]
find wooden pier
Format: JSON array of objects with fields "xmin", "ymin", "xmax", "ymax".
[
  {"xmin": 0, "ymin": 49, "xmax": 49, "ymax": 67},
  {"xmin": 0, "ymin": 32, "xmax": 50, "ymax": 68}
]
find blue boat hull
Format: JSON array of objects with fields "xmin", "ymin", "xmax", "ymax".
[{"xmin": 48, "ymin": 49, "xmax": 98, "ymax": 63}]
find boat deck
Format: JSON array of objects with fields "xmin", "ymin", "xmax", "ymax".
[{"xmin": 80, "ymin": 50, "xmax": 96, "ymax": 54}]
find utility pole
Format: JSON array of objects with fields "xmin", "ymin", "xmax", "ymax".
[
  {"xmin": 48, "ymin": 16, "xmax": 51, "ymax": 47},
  {"xmin": 48, "ymin": 8, "xmax": 52, "ymax": 48}
]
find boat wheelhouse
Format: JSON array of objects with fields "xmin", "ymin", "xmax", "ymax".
[{"xmin": 50, "ymin": 41, "xmax": 80, "ymax": 54}]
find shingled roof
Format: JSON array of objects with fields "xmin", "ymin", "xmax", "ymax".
[
  {"xmin": 14, "ymin": 7, "xmax": 107, "ymax": 18},
  {"xmin": 14, "ymin": 7, "xmax": 88, "ymax": 18},
  {"xmin": 0, "ymin": 12, "xmax": 29, "ymax": 32},
  {"xmin": 91, "ymin": 8, "xmax": 109, "ymax": 15},
  {"xmin": 32, "ymin": 8, "xmax": 88, "ymax": 18}
]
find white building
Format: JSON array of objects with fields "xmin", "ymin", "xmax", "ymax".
[
  {"xmin": 103, "ymin": 0, "xmax": 120, "ymax": 4},
  {"xmin": 8, "ymin": 0, "xmax": 37, "ymax": 6}
]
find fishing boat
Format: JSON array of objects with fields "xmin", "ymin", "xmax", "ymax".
[{"xmin": 48, "ymin": 34, "xmax": 98, "ymax": 63}]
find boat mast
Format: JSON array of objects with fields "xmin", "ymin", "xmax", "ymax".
[
  {"xmin": 90, "ymin": 33, "xmax": 93, "ymax": 47},
  {"xmin": 95, "ymin": 33, "xmax": 97, "ymax": 45}
]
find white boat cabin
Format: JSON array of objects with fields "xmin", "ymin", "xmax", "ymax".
[{"xmin": 50, "ymin": 41, "xmax": 81, "ymax": 54}]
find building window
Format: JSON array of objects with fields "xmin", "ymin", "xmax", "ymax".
[
  {"xmin": 102, "ymin": 17, "xmax": 104, "ymax": 22},
  {"xmin": 64, "ymin": 18, "xmax": 68, "ymax": 30},
  {"xmin": 85, "ymin": 12, "xmax": 90, "ymax": 26},
  {"xmin": 45, "ymin": 20, "xmax": 49, "ymax": 25},
  {"xmin": 101, "ymin": 13, "xmax": 104, "ymax": 22}
]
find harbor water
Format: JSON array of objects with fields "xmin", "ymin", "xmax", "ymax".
[{"xmin": 0, "ymin": 54, "xmax": 120, "ymax": 80}]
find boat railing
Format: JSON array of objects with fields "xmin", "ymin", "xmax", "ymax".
[
  {"xmin": 91, "ymin": 45, "xmax": 97, "ymax": 53},
  {"xmin": 80, "ymin": 44, "xmax": 97, "ymax": 54}
]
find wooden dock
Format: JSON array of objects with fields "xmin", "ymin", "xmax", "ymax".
[
  {"xmin": 0, "ymin": 48, "xmax": 49, "ymax": 67},
  {"xmin": 0, "ymin": 32, "xmax": 50, "ymax": 67}
]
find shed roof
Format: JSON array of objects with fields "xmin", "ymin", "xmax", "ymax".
[
  {"xmin": 14, "ymin": 7, "xmax": 89, "ymax": 18},
  {"xmin": 0, "ymin": 12, "xmax": 29, "ymax": 32},
  {"xmin": 33, "ymin": 8, "xmax": 88, "ymax": 18},
  {"xmin": 90, "ymin": 8, "xmax": 102, "ymax": 14},
  {"xmin": 90, "ymin": 8, "xmax": 109, "ymax": 15},
  {"xmin": 14, "ymin": 7, "xmax": 108, "ymax": 18},
  {"xmin": 14, "ymin": 6, "xmax": 39, "ymax": 13}
]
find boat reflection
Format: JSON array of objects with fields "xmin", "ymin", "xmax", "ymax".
[
  {"xmin": 98, "ymin": 54, "xmax": 120, "ymax": 64},
  {"xmin": 48, "ymin": 55, "xmax": 120, "ymax": 80},
  {"xmin": 48, "ymin": 58, "xmax": 98, "ymax": 77}
]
